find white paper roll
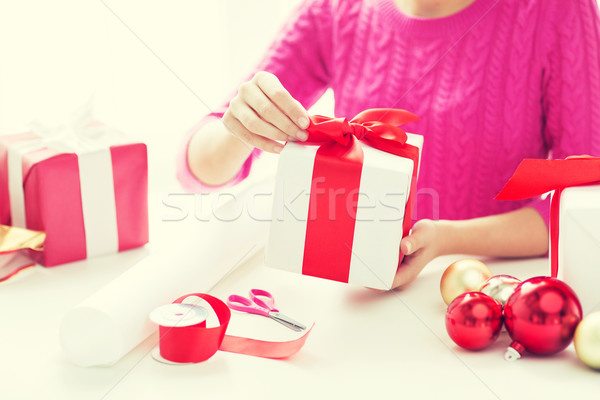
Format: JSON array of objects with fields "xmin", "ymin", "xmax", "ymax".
[{"xmin": 59, "ymin": 177, "xmax": 273, "ymax": 367}]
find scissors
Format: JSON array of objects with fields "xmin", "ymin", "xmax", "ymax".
[{"xmin": 226, "ymin": 289, "xmax": 306, "ymax": 332}]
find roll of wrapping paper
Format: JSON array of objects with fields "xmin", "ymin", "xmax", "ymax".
[
  {"xmin": 0, "ymin": 225, "xmax": 45, "ymax": 282},
  {"xmin": 153, "ymin": 294, "xmax": 312, "ymax": 363},
  {"xmin": 59, "ymin": 177, "xmax": 273, "ymax": 367}
]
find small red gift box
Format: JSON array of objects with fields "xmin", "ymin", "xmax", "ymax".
[{"xmin": 0, "ymin": 126, "xmax": 148, "ymax": 266}]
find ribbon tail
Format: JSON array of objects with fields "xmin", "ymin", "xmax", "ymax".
[
  {"xmin": 496, "ymin": 159, "xmax": 559, "ymax": 200},
  {"xmin": 497, "ymin": 158, "xmax": 600, "ymax": 200},
  {"xmin": 219, "ymin": 324, "xmax": 314, "ymax": 359},
  {"xmin": 550, "ymin": 189, "xmax": 562, "ymax": 278}
]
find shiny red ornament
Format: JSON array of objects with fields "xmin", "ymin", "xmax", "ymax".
[
  {"xmin": 504, "ymin": 276, "xmax": 582, "ymax": 360},
  {"xmin": 445, "ymin": 292, "xmax": 503, "ymax": 350}
]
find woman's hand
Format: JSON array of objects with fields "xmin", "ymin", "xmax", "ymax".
[
  {"xmin": 388, "ymin": 206, "xmax": 549, "ymax": 290},
  {"xmin": 222, "ymin": 71, "xmax": 310, "ymax": 153},
  {"xmin": 391, "ymin": 219, "xmax": 442, "ymax": 289}
]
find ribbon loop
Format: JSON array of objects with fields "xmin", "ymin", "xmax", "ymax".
[{"xmin": 351, "ymin": 108, "xmax": 420, "ymax": 126}]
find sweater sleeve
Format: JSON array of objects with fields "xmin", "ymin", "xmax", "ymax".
[
  {"xmin": 527, "ymin": 0, "xmax": 600, "ymax": 226},
  {"xmin": 177, "ymin": 0, "xmax": 333, "ymax": 193}
]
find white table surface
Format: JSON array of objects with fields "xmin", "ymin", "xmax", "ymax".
[{"xmin": 2, "ymin": 191, "xmax": 600, "ymax": 400}]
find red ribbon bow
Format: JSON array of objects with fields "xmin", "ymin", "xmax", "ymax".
[
  {"xmin": 496, "ymin": 156, "xmax": 600, "ymax": 278},
  {"xmin": 299, "ymin": 108, "xmax": 420, "ymax": 284},
  {"xmin": 305, "ymin": 108, "xmax": 418, "ymax": 150}
]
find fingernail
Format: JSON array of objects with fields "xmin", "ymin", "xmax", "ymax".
[
  {"xmin": 405, "ymin": 241, "xmax": 412, "ymax": 254},
  {"xmin": 273, "ymin": 145, "xmax": 284, "ymax": 154},
  {"xmin": 298, "ymin": 117, "xmax": 309, "ymax": 129},
  {"xmin": 297, "ymin": 130, "xmax": 308, "ymax": 141}
]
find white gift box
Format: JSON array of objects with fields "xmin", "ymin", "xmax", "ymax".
[
  {"xmin": 557, "ymin": 185, "xmax": 600, "ymax": 315},
  {"xmin": 265, "ymin": 133, "xmax": 423, "ymax": 290}
]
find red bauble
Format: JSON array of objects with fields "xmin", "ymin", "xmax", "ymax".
[
  {"xmin": 504, "ymin": 276, "xmax": 582, "ymax": 359},
  {"xmin": 445, "ymin": 292, "xmax": 503, "ymax": 350}
]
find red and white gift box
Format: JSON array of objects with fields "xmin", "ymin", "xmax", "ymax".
[
  {"xmin": 265, "ymin": 109, "xmax": 423, "ymax": 290},
  {"xmin": 0, "ymin": 124, "xmax": 148, "ymax": 266},
  {"xmin": 497, "ymin": 156, "xmax": 600, "ymax": 315},
  {"xmin": 557, "ymin": 185, "xmax": 600, "ymax": 314}
]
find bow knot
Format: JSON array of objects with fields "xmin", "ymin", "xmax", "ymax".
[{"xmin": 348, "ymin": 122, "xmax": 368, "ymax": 140}]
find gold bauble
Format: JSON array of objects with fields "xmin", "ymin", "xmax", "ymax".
[
  {"xmin": 440, "ymin": 259, "xmax": 492, "ymax": 305},
  {"xmin": 574, "ymin": 311, "xmax": 600, "ymax": 370},
  {"xmin": 479, "ymin": 275, "xmax": 522, "ymax": 306}
]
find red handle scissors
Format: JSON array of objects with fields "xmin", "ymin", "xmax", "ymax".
[{"xmin": 226, "ymin": 289, "xmax": 306, "ymax": 332}]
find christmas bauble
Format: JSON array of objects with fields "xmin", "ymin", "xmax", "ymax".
[
  {"xmin": 480, "ymin": 275, "xmax": 521, "ymax": 306},
  {"xmin": 574, "ymin": 311, "xmax": 600, "ymax": 370},
  {"xmin": 445, "ymin": 292, "xmax": 503, "ymax": 350},
  {"xmin": 504, "ymin": 276, "xmax": 582, "ymax": 359},
  {"xmin": 440, "ymin": 259, "xmax": 492, "ymax": 305}
]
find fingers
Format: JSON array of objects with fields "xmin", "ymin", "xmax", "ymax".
[
  {"xmin": 400, "ymin": 237, "xmax": 414, "ymax": 256},
  {"xmin": 400, "ymin": 230, "xmax": 422, "ymax": 256},
  {"xmin": 393, "ymin": 220, "xmax": 439, "ymax": 289},
  {"xmin": 391, "ymin": 248, "xmax": 430, "ymax": 289},
  {"xmin": 253, "ymin": 71, "xmax": 310, "ymax": 132},
  {"xmin": 391, "ymin": 263, "xmax": 419, "ymax": 289},
  {"xmin": 231, "ymin": 98, "xmax": 290, "ymax": 142},
  {"xmin": 222, "ymin": 110, "xmax": 284, "ymax": 154},
  {"xmin": 239, "ymin": 83, "xmax": 302, "ymax": 141},
  {"xmin": 224, "ymin": 71, "xmax": 309, "ymax": 153},
  {"xmin": 400, "ymin": 219, "xmax": 435, "ymax": 255}
]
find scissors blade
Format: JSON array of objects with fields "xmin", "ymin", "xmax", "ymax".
[{"xmin": 268, "ymin": 312, "xmax": 306, "ymax": 332}]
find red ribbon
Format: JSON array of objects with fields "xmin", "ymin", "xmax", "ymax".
[
  {"xmin": 495, "ymin": 156, "xmax": 600, "ymax": 278},
  {"xmin": 157, "ymin": 293, "xmax": 313, "ymax": 363},
  {"xmin": 301, "ymin": 108, "xmax": 420, "ymax": 283}
]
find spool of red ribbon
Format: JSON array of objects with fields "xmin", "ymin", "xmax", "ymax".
[{"xmin": 150, "ymin": 293, "xmax": 312, "ymax": 363}]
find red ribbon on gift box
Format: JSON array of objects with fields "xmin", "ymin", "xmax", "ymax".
[
  {"xmin": 300, "ymin": 108, "xmax": 420, "ymax": 283},
  {"xmin": 495, "ymin": 156, "xmax": 600, "ymax": 277}
]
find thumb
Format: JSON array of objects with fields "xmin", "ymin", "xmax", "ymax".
[
  {"xmin": 400, "ymin": 233, "xmax": 419, "ymax": 256},
  {"xmin": 400, "ymin": 220, "xmax": 431, "ymax": 255}
]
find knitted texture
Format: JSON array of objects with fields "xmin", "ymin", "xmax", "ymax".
[{"xmin": 178, "ymin": 0, "xmax": 600, "ymax": 225}]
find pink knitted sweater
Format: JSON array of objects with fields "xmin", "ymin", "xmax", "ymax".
[{"xmin": 178, "ymin": 0, "xmax": 600, "ymax": 226}]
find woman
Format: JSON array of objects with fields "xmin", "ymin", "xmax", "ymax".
[{"xmin": 178, "ymin": 0, "xmax": 600, "ymax": 288}]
